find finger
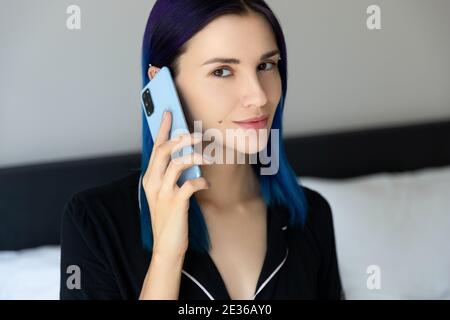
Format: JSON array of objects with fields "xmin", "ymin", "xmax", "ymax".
[
  {"xmin": 143, "ymin": 111, "xmax": 171, "ymax": 194},
  {"xmin": 154, "ymin": 111, "xmax": 172, "ymax": 148},
  {"xmin": 160, "ymin": 153, "xmax": 213, "ymax": 194},
  {"xmin": 177, "ymin": 177, "xmax": 210, "ymax": 201},
  {"xmin": 153, "ymin": 133, "xmax": 202, "ymax": 176},
  {"xmin": 148, "ymin": 111, "xmax": 172, "ymax": 169},
  {"xmin": 165, "ymin": 132, "xmax": 203, "ymax": 158},
  {"xmin": 149, "ymin": 132, "xmax": 203, "ymax": 179}
]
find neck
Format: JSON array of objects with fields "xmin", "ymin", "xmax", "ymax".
[{"xmin": 194, "ymin": 155, "xmax": 261, "ymax": 210}]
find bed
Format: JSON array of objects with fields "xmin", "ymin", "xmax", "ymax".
[{"xmin": 1, "ymin": 119, "xmax": 449, "ymax": 299}]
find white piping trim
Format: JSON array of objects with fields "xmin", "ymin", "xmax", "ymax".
[
  {"xmin": 182, "ymin": 270, "xmax": 215, "ymax": 300},
  {"xmin": 252, "ymin": 248, "xmax": 289, "ymax": 299},
  {"xmin": 181, "ymin": 248, "xmax": 289, "ymax": 300}
]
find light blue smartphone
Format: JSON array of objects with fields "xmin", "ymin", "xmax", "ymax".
[{"xmin": 140, "ymin": 66, "xmax": 201, "ymax": 186}]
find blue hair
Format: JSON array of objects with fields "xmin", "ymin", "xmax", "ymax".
[{"xmin": 139, "ymin": 0, "xmax": 308, "ymax": 253}]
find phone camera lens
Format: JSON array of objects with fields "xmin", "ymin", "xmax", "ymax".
[{"xmin": 142, "ymin": 90, "xmax": 154, "ymax": 116}]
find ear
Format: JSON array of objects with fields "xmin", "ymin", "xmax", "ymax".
[{"xmin": 148, "ymin": 66, "xmax": 161, "ymax": 80}]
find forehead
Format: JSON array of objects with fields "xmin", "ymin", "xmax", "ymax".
[{"xmin": 180, "ymin": 12, "xmax": 278, "ymax": 63}]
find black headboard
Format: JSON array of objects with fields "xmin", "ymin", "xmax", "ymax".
[
  {"xmin": 1, "ymin": 119, "xmax": 450, "ymax": 250},
  {"xmin": 0, "ymin": 155, "xmax": 141, "ymax": 251},
  {"xmin": 284, "ymin": 118, "xmax": 450, "ymax": 178}
]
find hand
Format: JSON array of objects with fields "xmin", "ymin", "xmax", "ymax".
[{"xmin": 142, "ymin": 111, "xmax": 212, "ymax": 261}]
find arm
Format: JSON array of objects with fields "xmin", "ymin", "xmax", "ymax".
[{"xmin": 139, "ymin": 251, "xmax": 185, "ymax": 300}]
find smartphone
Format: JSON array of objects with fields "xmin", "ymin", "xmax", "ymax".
[{"xmin": 140, "ymin": 66, "xmax": 201, "ymax": 186}]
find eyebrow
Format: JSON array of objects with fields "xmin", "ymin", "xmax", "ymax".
[{"xmin": 201, "ymin": 49, "xmax": 280, "ymax": 66}]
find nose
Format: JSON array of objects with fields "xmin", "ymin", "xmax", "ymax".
[{"xmin": 240, "ymin": 73, "xmax": 268, "ymax": 109}]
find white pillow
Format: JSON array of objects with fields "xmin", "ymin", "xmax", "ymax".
[
  {"xmin": 299, "ymin": 166, "xmax": 450, "ymax": 300},
  {"xmin": 0, "ymin": 245, "xmax": 60, "ymax": 300}
]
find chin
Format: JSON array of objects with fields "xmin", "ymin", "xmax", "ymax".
[{"xmin": 234, "ymin": 135, "xmax": 269, "ymax": 155}]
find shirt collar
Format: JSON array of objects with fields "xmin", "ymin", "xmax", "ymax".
[{"xmin": 181, "ymin": 203, "xmax": 290, "ymax": 300}]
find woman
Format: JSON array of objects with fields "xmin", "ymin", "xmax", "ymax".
[{"xmin": 60, "ymin": 0, "xmax": 344, "ymax": 300}]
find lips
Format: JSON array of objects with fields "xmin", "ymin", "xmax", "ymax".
[{"xmin": 232, "ymin": 115, "xmax": 269, "ymax": 129}]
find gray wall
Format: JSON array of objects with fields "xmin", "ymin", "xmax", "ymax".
[{"xmin": 1, "ymin": 0, "xmax": 449, "ymax": 168}]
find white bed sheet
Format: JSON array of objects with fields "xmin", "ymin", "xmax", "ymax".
[{"xmin": 0, "ymin": 245, "xmax": 60, "ymax": 300}]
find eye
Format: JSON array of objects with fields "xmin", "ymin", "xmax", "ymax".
[
  {"xmin": 258, "ymin": 61, "xmax": 277, "ymax": 71},
  {"xmin": 210, "ymin": 61, "xmax": 278, "ymax": 78},
  {"xmin": 211, "ymin": 68, "xmax": 232, "ymax": 78}
]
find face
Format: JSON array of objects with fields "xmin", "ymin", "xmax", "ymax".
[{"xmin": 153, "ymin": 11, "xmax": 282, "ymax": 160}]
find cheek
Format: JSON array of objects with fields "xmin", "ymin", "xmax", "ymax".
[
  {"xmin": 192, "ymin": 84, "xmax": 238, "ymax": 127},
  {"xmin": 175, "ymin": 81, "xmax": 219, "ymax": 129},
  {"xmin": 262, "ymin": 75, "xmax": 282, "ymax": 105},
  {"xmin": 262, "ymin": 80, "xmax": 281, "ymax": 120}
]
